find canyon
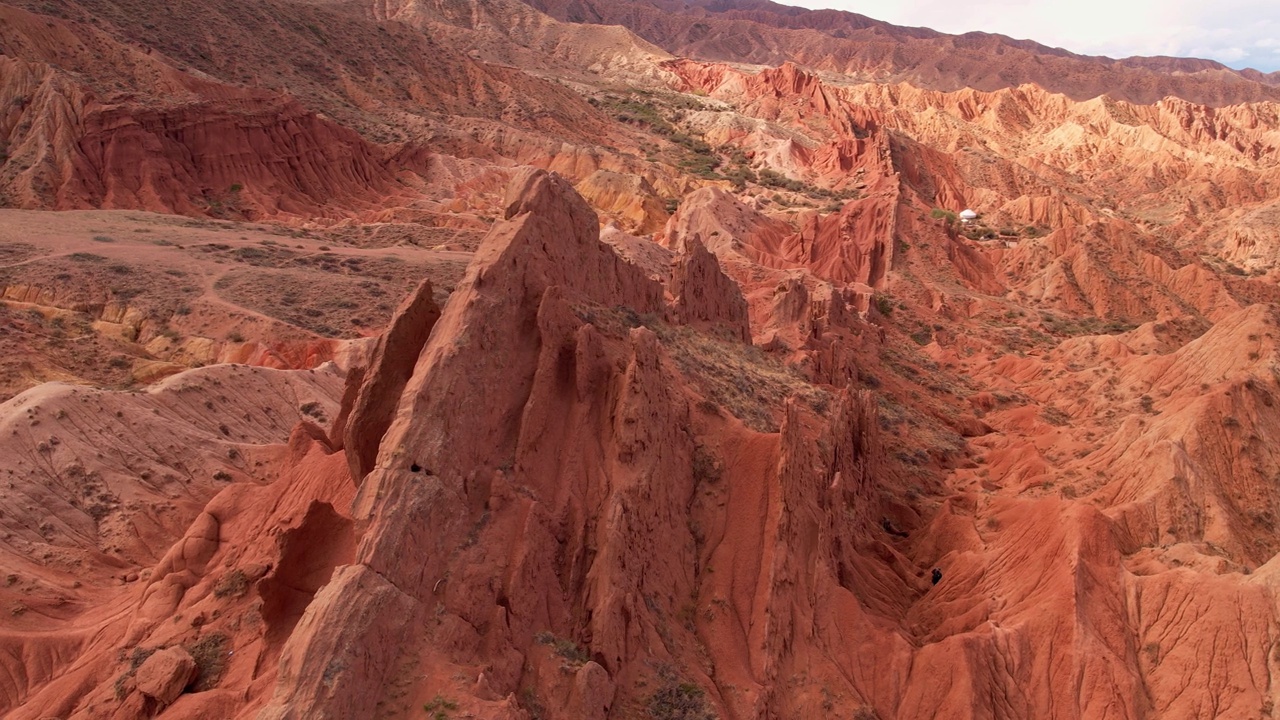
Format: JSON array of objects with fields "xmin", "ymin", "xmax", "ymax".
[{"xmin": 2, "ymin": 0, "xmax": 1280, "ymax": 717}]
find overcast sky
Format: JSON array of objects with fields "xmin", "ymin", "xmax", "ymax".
[{"xmin": 787, "ymin": 0, "xmax": 1280, "ymax": 72}]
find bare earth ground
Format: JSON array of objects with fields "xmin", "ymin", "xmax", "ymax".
[{"xmin": 0, "ymin": 210, "xmax": 472, "ymax": 401}]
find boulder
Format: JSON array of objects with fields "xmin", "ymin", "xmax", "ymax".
[{"xmin": 135, "ymin": 647, "xmax": 197, "ymax": 705}]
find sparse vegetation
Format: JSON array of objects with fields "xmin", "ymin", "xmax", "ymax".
[
  {"xmin": 535, "ymin": 631, "xmax": 590, "ymax": 666},
  {"xmin": 1040, "ymin": 313, "xmax": 1137, "ymax": 337},
  {"xmin": 300, "ymin": 401, "xmax": 327, "ymax": 421},
  {"xmin": 520, "ymin": 687, "xmax": 547, "ymax": 720},
  {"xmin": 854, "ymin": 706, "xmax": 880, "ymax": 720},
  {"xmin": 757, "ymin": 168, "xmax": 806, "ymax": 193},
  {"xmin": 649, "ymin": 319, "xmax": 830, "ymax": 432},
  {"xmin": 112, "ymin": 646, "xmax": 160, "ymax": 699},
  {"xmin": 647, "ymin": 665, "xmax": 715, "ymax": 720},
  {"xmin": 756, "ymin": 168, "xmax": 858, "ymax": 202},
  {"xmin": 186, "ymin": 633, "xmax": 229, "ymax": 691},
  {"xmin": 1142, "ymin": 642, "xmax": 1160, "ymax": 664},
  {"xmin": 692, "ymin": 444, "xmax": 722, "ymax": 485},
  {"xmin": 213, "ymin": 569, "xmax": 250, "ymax": 598},
  {"xmin": 424, "ymin": 694, "xmax": 459, "ymax": 719},
  {"xmin": 910, "ymin": 328, "xmax": 933, "ymax": 346},
  {"xmin": 591, "ymin": 89, "xmax": 857, "ymax": 200},
  {"xmin": 1041, "ymin": 406, "xmax": 1070, "ymax": 426}
]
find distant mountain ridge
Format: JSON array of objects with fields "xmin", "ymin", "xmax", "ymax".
[{"xmin": 521, "ymin": 0, "xmax": 1280, "ymax": 105}]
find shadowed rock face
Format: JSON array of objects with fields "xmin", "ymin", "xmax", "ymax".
[{"xmin": 338, "ymin": 278, "xmax": 441, "ymax": 485}]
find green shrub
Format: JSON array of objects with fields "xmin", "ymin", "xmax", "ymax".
[
  {"xmin": 647, "ymin": 665, "xmax": 715, "ymax": 720},
  {"xmin": 534, "ymin": 631, "xmax": 590, "ymax": 665},
  {"xmin": 930, "ymin": 208, "xmax": 957, "ymax": 225},
  {"xmin": 186, "ymin": 633, "xmax": 229, "ymax": 691},
  {"xmin": 758, "ymin": 168, "xmax": 805, "ymax": 193},
  {"xmin": 424, "ymin": 695, "xmax": 459, "ymax": 720}
]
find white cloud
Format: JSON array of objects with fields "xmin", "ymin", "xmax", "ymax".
[{"xmin": 785, "ymin": 0, "xmax": 1280, "ymax": 71}]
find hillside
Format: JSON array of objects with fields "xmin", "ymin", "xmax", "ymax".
[{"xmin": 521, "ymin": 0, "xmax": 1280, "ymax": 105}]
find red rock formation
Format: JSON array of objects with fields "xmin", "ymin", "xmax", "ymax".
[
  {"xmin": 668, "ymin": 235, "xmax": 751, "ymax": 342},
  {"xmin": 240, "ymin": 171, "xmax": 964, "ymax": 720},
  {"xmin": 575, "ymin": 169, "xmax": 672, "ymax": 234},
  {"xmin": 262, "ymin": 168, "xmax": 684, "ymax": 716},
  {"xmin": 785, "ymin": 196, "xmax": 896, "ymax": 287},
  {"xmin": 12, "ymin": 141, "xmax": 1280, "ymax": 720},
  {"xmin": 0, "ymin": 10, "xmax": 420, "ymax": 219},
  {"xmin": 662, "ymin": 186, "xmax": 798, "ymax": 269},
  {"xmin": 2, "ymin": 375, "xmax": 357, "ymax": 718},
  {"xmin": 338, "ymin": 278, "xmax": 441, "ymax": 484},
  {"xmin": 0, "ymin": 0, "xmax": 639, "ymax": 220},
  {"xmin": 8, "ymin": 0, "xmax": 1280, "ymax": 714}
]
